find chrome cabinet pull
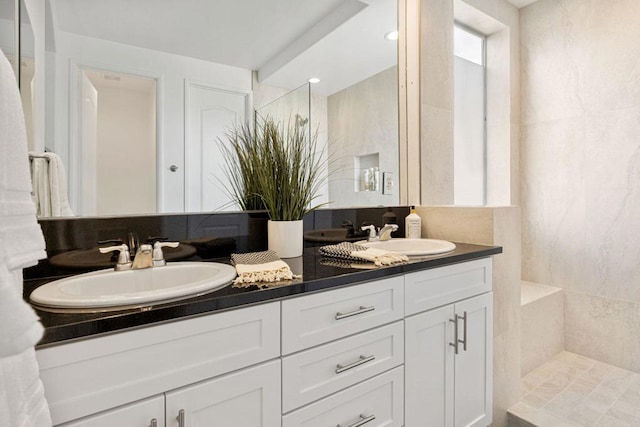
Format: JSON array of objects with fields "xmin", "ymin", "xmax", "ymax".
[
  {"xmin": 337, "ymin": 413, "xmax": 376, "ymax": 427},
  {"xmin": 458, "ymin": 311, "xmax": 468, "ymax": 352},
  {"xmin": 335, "ymin": 305, "xmax": 375, "ymax": 320},
  {"xmin": 176, "ymin": 409, "xmax": 185, "ymax": 427},
  {"xmin": 449, "ymin": 317, "xmax": 459, "ymax": 354},
  {"xmin": 149, "ymin": 419, "xmax": 157, "ymax": 427},
  {"xmin": 335, "ymin": 355, "xmax": 376, "ymax": 374}
]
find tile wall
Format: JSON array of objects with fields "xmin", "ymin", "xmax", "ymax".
[{"xmin": 520, "ymin": 0, "xmax": 640, "ymax": 373}]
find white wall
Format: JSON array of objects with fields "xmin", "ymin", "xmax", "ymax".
[
  {"xmin": 521, "ymin": 0, "xmax": 640, "ymax": 373},
  {"xmin": 47, "ymin": 30, "xmax": 252, "ymax": 214},
  {"xmin": 95, "ymin": 81, "xmax": 156, "ymax": 216}
]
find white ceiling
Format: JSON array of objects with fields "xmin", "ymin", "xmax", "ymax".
[{"xmin": 50, "ymin": 0, "xmax": 398, "ymax": 96}]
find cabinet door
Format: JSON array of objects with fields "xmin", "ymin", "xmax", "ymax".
[
  {"xmin": 454, "ymin": 293, "xmax": 493, "ymax": 427},
  {"xmin": 405, "ymin": 305, "xmax": 455, "ymax": 427},
  {"xmin": 165, "ymin": 360, "xmax": 281, "ymax": 427},
  {"xmin": 59, "ymin": 395, "xmax": 164, "ymax": 427}
]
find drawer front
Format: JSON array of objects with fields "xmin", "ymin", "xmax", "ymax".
[
  {"xmin": 405, "ymin": 258, "xmax": 492, "ymax": 316},
  {"xmin": 38, "ymin": 302, "xmax": 280, "ymax": 425},
  {"xmin": 282, "ymin": 366, "xmax": 404, "ymax": 427},
  {"xmin": 282, "ymin": 321, "xmax": 404, "ymax": 412},
  {"xmin": 281, "ymin": 276, "xmax": 404, "ymax": 354},
  {"xmin": 59, "ymin": 395, "xmax": 164, "ymax": 427}
]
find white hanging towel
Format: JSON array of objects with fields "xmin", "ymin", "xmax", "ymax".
[
  {"xmin": 0, "ymin": 47, "xmax": 52, "ymax": 426},
  {"xmin": 29, "ymin": 152, "xmax": 73, "ymax": 217}
]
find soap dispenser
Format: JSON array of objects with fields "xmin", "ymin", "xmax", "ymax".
[
  {"xmin": 405, "ymin": 206, "xmax": 422, "ymax": 239},
  {"xmin": 382, "ymin": 208, "xmax": 397, "ymax": 225}
]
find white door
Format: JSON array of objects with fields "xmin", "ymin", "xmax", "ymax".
[
  {"xmin": 185, "ymin": 82, "xmax": 249, "ymax": 212},
  {"xmin": 405, "ymin": 304, "xmax": 455, "ymax": 427},
  {"xmin": 454, "ymin": 293, "xmax": 493, "ymax": 427},
  {"xmin": 59, "ymin": 395, "xmax": 164, "ymax": 427},
  {"xmin": 165, "ymin": 360, "xmax": 281, "ymax": 427},
  {"xmin": 79, "ymin": 71, "xmax": 98, "ymax": 216}
]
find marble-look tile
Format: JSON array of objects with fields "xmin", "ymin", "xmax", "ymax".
[
  {"xmin": 495, "ymin": 328, "xmax": 523, "ymax": 427},
  {"xmin": 584, "ymin": 107, "xmax": 640, "ymax": 303},
  {"xmin": 512, "ymin": 352, "xmax": 640, "ymax": 427},
  {"xmin": 420, "ymin": 0, "xmax": 454, "ymax": 111},
  {"xmin": 327, "ymin": 67, "xmax": 399, "ymax": 208},
  {"xmin": 521, "ymin": 284, "xmax": 564, "ymax": 375},
  {"xmin": 520, "ymin": 116, "xmax": 586, "ymax": 288},
  {"xmin": 419, "ymin": 105, "xmax": 454, "ymax": 205},
  {"xmin": 579, "ymin": 0, "xmax": 640, "ymax": 113},
  {"xmin": 486, "ymin": 123, "xmax": 512, "ymax": 205},
  {"xmin": 520, "ymin": 0, "xmax": 588, "ymax": 125},
  {"xmin": 565, "ymin": 291, "xmax": 640, "ymax": 373}
]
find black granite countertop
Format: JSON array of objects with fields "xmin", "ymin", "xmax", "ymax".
[{"xmin": 30, "ymin": 242, "xmax": 502, "ymax": 348}]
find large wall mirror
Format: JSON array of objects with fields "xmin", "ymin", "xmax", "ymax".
[{"xmin": 25, "ymin": 0, "xmax": 405, "ymax": 217}]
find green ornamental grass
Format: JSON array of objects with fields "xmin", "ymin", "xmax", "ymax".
[{"xmin": 219, "ymin": 116, "xmax": 327, "ymax": 220}]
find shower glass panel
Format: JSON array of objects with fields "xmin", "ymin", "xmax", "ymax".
[{"xmin": 255, "ymin": 82, "xmax": 311, "ymax": 141}]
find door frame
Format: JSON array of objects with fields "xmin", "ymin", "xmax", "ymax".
[{"xmin": 68, "ymin": 60, "xmax": 163, "ymax": 215}]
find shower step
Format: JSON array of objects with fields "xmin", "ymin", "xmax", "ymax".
[{"xmin": 507, "ymin": 351, "xmax": 640, "ymax": 426}]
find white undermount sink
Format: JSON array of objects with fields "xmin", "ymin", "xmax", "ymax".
[
  {"xmin": 30, "ymin": 262, "xmax": 237, "ymax": 310},
  {"xmin": 362, "ymin": 238, "xmax": 456, "ymax": 256}
]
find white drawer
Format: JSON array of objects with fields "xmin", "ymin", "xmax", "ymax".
[
  {"xmin": 38, "ymin": 302, "xmax": 280, "ymax": 425},
  {"xmin": 404, "ymin": 258, "xmax": 492, "ymax": 316},
  {"xmin": 58, "ymin": 395, "xmax": 164, "ymax": 427},
  {"xmin": 282, "ymin": 321, "xmax": 404, "ymax": 412},
  {"xmin": 281, "ymin": 276, "xmax": 404, "ymax": 354},
  {"xmin": 282, "ymin": 366, "xmax": 404, "ymax": 427}
]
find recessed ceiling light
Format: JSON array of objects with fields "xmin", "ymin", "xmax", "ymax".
[
  {"xmin": 384, "ymin": 30, "xmax": 399, "ymax": 41},
  {"xmin": 308, "ymin": 77, "xmax": 320, "ymax": 84}
]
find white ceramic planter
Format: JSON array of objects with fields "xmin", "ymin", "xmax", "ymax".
[{"xmin": 268, "ymin": 220, "xmax": 303, "ymax": 258}]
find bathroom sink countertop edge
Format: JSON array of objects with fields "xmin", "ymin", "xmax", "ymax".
[{"xmin": 31, "ymin": 242, "xmax": 502, "ymax": 348}]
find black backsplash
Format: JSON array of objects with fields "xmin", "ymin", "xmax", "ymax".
[{"xmin": 26, "ymin": 207, "xmax": 410, "ymax": 283}]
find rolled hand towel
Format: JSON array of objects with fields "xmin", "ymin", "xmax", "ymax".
[
  {"xmin": 319, "ymin": 242, "xmax": 409, "ymax": 266},
  {"xmin": 231, "ymin": 250, "xmax": 300, "ymax": 287}
]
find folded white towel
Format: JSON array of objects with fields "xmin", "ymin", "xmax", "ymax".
[
  {"xmin": 0, "ymin": 349, "xmax": 52, "ymax": 427},
  {"xmin": 0, "ymin": 265, "xmax": 44, "ymax": 357},
  {"xmin": 0, "ymin": 47, "xmax": 51, "ymax": 426},
  {"xmin": 319, "ymin": 242, "xmax": 409, "ymax": 266},
  {"xmin": 231, "ymin": 250, "xmax": 300, "ymax": 287}
]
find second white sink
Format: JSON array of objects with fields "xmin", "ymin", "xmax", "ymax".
[
  {"xmin": 362, "ymin": 238, "xmax": 456, "ymax": 256},
  {"xmin": 30, "ymin": 262, "xmax": 237, "ymax": 310}
]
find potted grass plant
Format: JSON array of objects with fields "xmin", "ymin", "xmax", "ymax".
[{"xmin": 219, "ymin": 115, "xmax": 327, "ymax": 257}]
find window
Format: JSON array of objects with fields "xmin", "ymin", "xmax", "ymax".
[{"xmin": 453, "ymin": 24, "xmax": 486, "ymax": 205}]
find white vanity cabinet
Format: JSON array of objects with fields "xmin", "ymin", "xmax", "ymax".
[
  {"xmin": 404, "ymin": 259, "xmax": 493, "ymax": 427},
  {"xmin": 39, "ymin": 257, "xmax": 495, "ymax": 427},
  {"xmin": 58, "ymin": 395, "xmax": 164, "ymax": 427},
  {"xmin": 38, "ymin": 302, "xmax": 281, "ymax": 425}
]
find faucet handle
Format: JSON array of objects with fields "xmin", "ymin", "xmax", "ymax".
[
  {"xmin": 361, "ymin": 224, "xmax": 377, "ymax": 240},
  {"xmin": 152, "ymin": 241, "xmax": 179, "ymax": 266},
  {"xmin": 99, "ymin": 244, "xmax": 132, "ymax": 270}
]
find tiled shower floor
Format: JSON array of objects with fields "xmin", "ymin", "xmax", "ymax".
[{"xmin": 508, "ymin": 351, "xmax": 640, "ymax": 426}]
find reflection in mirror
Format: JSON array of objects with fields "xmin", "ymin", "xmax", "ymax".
[
  {"xmin": 0, "ymin": 0, "xmax": 35, "ymax": 149},
  {"xmin": 37, "ymin": 0, "xmax": 400, "ymax": 217}
]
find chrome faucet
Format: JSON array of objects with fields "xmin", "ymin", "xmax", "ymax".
[
  {"xmin": 99, "ymin": 240, "xmax": 180, "ymax": 270},
  {"xmin": 131, "ymin": 244, "xmax": 153, "ymax": 269},
  {"xmin": 361, "ymin": 224, "xmax": 399, "ymax": 242}
]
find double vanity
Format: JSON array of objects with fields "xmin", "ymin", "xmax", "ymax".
[{"xmin": 31, "ymin": 241, "xmax": 501, "ymax": 427}]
